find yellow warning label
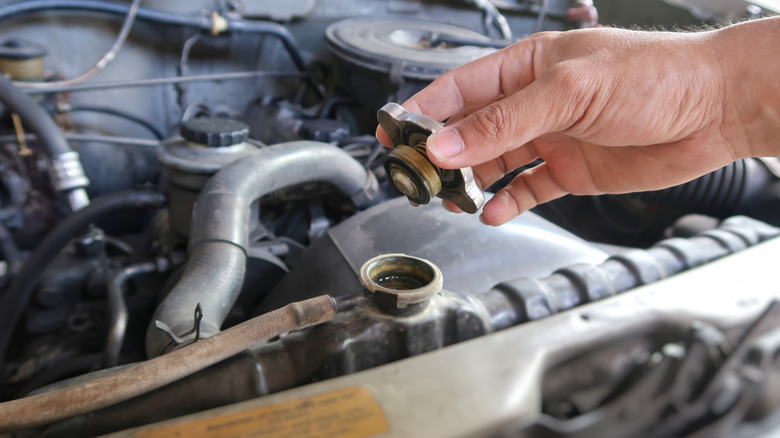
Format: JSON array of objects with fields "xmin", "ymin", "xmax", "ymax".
[{"xmin": 136, "ymin": 386, "xmax": 388, "ymax": 438}]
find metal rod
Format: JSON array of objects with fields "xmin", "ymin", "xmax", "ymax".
[
  {"xmin": 60, "ymin": 105, "xmax": 164, "ymax": 140},
  {"xmin": 0, "ymin": 134, "xmax": 159, "ymax": 147},
  {"xmin": 23, "ymin": 71, "xmax": 306, "ymax": 94}
]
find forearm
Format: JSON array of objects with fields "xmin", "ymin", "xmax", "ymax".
[{"xmin": 712, "ymin": 16, "xmax": 780, "ymax": 158}]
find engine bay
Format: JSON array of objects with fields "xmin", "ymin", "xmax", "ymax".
[{"xmin": 0, "ymin": 1, "xmax": 778, "ymax": 437}]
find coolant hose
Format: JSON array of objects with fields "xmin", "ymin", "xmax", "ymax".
[
  {"xmin": 0, "ymin": 73, "xmax": 90, "ymax": 210},
  {"xmin": 145, "ymin": 141, "xmax": 378, "ymax": 357},
  {"xmin": 0, "ymin": 295, "xmax": 338, "ymax": 433},
  {"xmin": 148, "ymin": 243, "xmax": 246, "ymax": 354},
  {"xmin": 0, "ymin": 190, "xmax": 166, "ymax": 376}
]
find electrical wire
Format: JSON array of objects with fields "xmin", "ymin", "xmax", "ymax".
[
  {"xmin": 59, "ymin": 105, "xmax": 164, "ymax": 140},
  {"xmin": 13, "ymin": 0, "xmax": 141, "ymax": 89},
  {"xmin": 224, "ymin": 18, "xmax": 306, "ymax": 71},
  {"xmin": 175, "ymin": 33, "xmax": 203, "ymax": 109},
  {"xmin": 179, "ymin": 33, "xmax": 202, "ymax": 77}
]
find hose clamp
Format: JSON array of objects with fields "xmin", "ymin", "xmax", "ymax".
[{"xmin": 50, "ymin": 151, "xmax": 89, "ymax": 192}]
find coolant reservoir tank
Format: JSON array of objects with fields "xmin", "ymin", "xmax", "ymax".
[
  {"xmin": 158, "ymin": 117, "xmax": 261, "ymax": 238},
  {"xmin": 0, "ymin": 38, "xmax": 46, "ymax": 81}
]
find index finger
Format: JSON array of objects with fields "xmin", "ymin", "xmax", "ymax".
[{"xmin": 402, "ymin": 35, "xmax": 546, "ymax": 122}]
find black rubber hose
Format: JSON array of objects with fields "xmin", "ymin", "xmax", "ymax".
[
  {"xmin": 636, "ymin": 158, "xmax": 773, "ymax": 217},
  {"xmin": 0, "ymin": 0, "xmax": 306, "ymax": 72},
  {"xmin": 0, "ymin": 72, "xmax": 91, "ymax": 211},
  {"xmin": 0, "ymin": 73, "xmax": 70, "ymax": 157},
  {"xmin": 67, "ymin": 105, "xmax": 164, "ymax": 140},
  {"xmin": 225, "ymin": 19, "xmax": 306, "ymax": 71},
  {"xmin": 0, "ymin": 190, "xmax": 166, "ymax": 377},
  {"xmin": 0, "ymin": 221, "xmax": 21, "ymax": 266}
]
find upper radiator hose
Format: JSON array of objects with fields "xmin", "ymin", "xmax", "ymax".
[{"xmin": 145, "ymin": 141, "xmax": 379, "ymax": 357}]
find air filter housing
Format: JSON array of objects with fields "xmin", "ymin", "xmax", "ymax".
[{"xmin": 325, "ymin": 18, "xmax": 497, "ymax": 109}]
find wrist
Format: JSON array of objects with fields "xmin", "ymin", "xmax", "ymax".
[{"xmin": 712, "ymin": 17, "xmax": 780, "ymax": 158}]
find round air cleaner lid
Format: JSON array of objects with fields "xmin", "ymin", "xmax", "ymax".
[{"xmin": 325, "ymin": 18, "xmax": 497, "ymax": 81}]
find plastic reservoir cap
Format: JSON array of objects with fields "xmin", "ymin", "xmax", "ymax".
[
  {"xmin": 181, "ymin": 117, "xmax": 250, "ymax": 147},
  {"xmin": 0, "ymin": 38, "xmax": 46, "ymax": 60}
]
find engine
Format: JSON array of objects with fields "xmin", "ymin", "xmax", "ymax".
[{"xmin": 0, "ymin": 1, "xmax": 778, "ymax": 437}]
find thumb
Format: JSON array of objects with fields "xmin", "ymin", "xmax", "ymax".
[{"xmin": 426, "ymin": 66, "xmax": 588, "ymax": 169}]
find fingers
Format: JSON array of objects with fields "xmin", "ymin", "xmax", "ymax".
[
  {"xmin": 426, "ymin": 64, "xmax": 591, "ymax": 169},
  {"xmin": 442, "ymin": 199, "xmax": 463, "ymax": 214},
  {"xmin": 480, "ymin": 162, "xmax": 568, "ymax": 226},
  {"xmin": 401, "ymin": 37, "xmax": 544, "ymax": 122},
  {"xmin": 376, "ymin": 126, "xmax": 391, "ymax": 148}
]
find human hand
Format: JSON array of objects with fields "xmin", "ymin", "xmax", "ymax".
[{"xmin": 377, "ymin": 19, "xmax": 780, "ymax": 225}]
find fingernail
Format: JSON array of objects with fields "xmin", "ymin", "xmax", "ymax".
[{"xmin": 427, "ymin": 130, "xmax": 464, "ymax": 161}]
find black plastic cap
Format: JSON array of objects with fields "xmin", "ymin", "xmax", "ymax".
[
  {"xmin": 181, "ymin": 117, "xmax": 250, "ymax": 147},
  {"xmin": 0, "ymin": 38, "xmax": 46, "ymax": 60}
]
